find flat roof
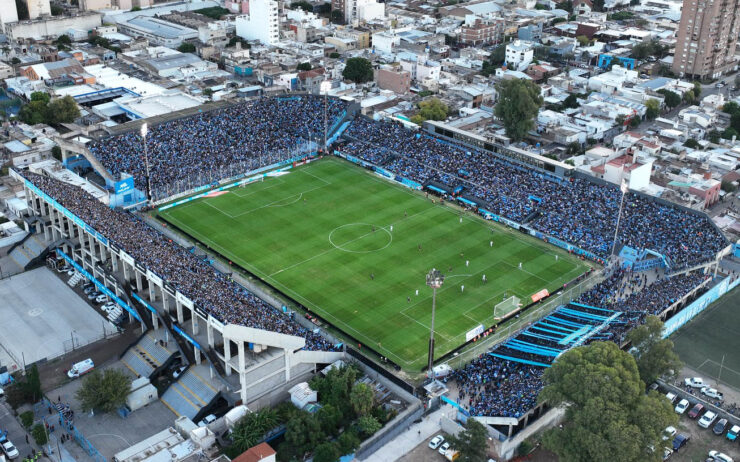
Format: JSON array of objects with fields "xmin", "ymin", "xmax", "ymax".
[{"xmin": 124, "ymin": 16, "xmax": 198, "ymax": 39}]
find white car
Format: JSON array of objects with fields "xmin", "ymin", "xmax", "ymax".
[
  {"xmin": 699, "ymin": 410, "xmax": 718, "ymax": 428},
  {"xmin": 716, "ymin": 82, "xmax": 726, "ymax": 88},
  {"xmin": 675, "ymin": 399, "xmax": 690, "ymax": 414},
  {"xmin": 708, "ymin": 450, "xmax": 734, "ymax": 462},
  {"xmin": 662, "ymin": 426, "xmax": 677, "ymax": 441},
  {"xmin": 701, "ymin": 386, "xmax": 724, "ymax": 400},
  {"xmin": 438, "ymin": 442, "xmax": 450, "ymax": 455},
  {"xmin": 684, "ymin": 377, "xmax": 705, "ymax": 388},
  {"xmin": 94, "ymin": 294, "xmax": 108, "ymax": 304},
  {"xmin": 1, "ymin": 440, "xmax": 19, "ymax": 459},
  {"xmin": 198, "ymin": 414, "xmax": 217, "ymax": 427},
  {"xmin": 665, "ymin": 392, "xmax": 677, "ymax": 403},
  {"xmin": 102, "ymin": 302, "xmax": 117, "ymax": 312},
  {"xmin": 429, "ymin": 435, "xmax": 444, "ymax": 450}
]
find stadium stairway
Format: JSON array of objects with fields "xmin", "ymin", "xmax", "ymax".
[
  {"xmin": 160, "ymin": 366, "xmax": 221, "ymax": 421},
  {"xmin": 8, "ymin": 234, "xmax": 50, "ymax": 270},
  {"xmin": 120, "ymin": 330, "xmax": 177, "ymax": 379}
]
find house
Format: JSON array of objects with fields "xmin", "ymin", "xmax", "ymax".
[{"xmin": 233, "ymin": 443, "xmax": 276, "ymax": 462}]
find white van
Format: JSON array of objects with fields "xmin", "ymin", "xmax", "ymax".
[{"xmin": 67, "ymin": 359, "xmax": 94, "ymax": 378}]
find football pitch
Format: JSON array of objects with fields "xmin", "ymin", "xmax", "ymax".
[{"xmin": 159, "ymin": 157, "xmax": 591, "ymax": 370}]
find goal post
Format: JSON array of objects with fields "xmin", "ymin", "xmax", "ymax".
[{"xmin": 494, "ymin": 295, "xmax": 522, "ymax": 320}]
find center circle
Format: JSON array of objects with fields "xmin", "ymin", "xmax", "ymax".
[{"xmin": 328, "ymin": 223, "xmax": 392, "ymax": 253}]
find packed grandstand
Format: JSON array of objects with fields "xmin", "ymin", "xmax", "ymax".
[{"xmin": 20, "ymin": 95, "xmax": 732, "ymax": 423}]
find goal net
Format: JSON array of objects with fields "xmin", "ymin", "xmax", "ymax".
[{"xmin": 494, "ymin": 295, "xmax": 522, "ymax": 320}]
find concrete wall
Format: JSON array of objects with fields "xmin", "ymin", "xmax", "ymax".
[
  {"xmin": 494, "ymin": 406, "xmax": 566, "ymax": 461},
  {"xmin": 5, "ymin": 13, "xmax": 102, "ymax": 39}
]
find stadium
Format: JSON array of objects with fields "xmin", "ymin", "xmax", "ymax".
[{"xmin": 9, "ymin": 94, "xmax": 738, "ymax": 449}]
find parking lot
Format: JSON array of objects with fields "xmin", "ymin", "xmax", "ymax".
[{"xmin": 0, "ymin": 267, "xmax": 113, "ymax": 368}]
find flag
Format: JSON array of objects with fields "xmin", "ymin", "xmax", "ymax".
[{"xmin": 621, "ymin": 179, "xmax": 628, "ymax": 194}]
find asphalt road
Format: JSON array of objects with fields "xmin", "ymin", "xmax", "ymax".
[{"xmin": 0, "ymin": 400, "xmax": 37, "ymax": 461}]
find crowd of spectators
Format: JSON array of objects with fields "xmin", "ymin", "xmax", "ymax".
[
  {"xmin": 450, "ymin": 268, "xmax": 707, "ymax": 418},
  {"xmin": 89, "ymin": 96, "xmax": 347, "ymax": 200},
  {"xmin": 23, "ymin": 171, "xmax": 337, "ymax": 351},
  {"xmin": 342, "ymin": 118, "xmax": 727, "ymax": 268}
]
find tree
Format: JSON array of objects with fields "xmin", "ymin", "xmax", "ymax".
[
  {"xmin": 447, "ymin": 419, "xmax": 488, "ymax": 462},
  {"xmin": 626, "ymin": 316, "xmax": 682, "ymax": 385},
  {"xmin": 723, "ymin": 101, "xmax": 740, "ymax": 115},
  {"xmin": 342, "ymin": 57, "xmax": 373, "ymax": 83},
  {"xmin": 721, "ymin": 179, "xmax": 738, "ymax": 192},
  {"xmin": 313, "ymin": 442, "xmax": 340, "ymax": 462},
  {"xmin": 331, "ymin": 9, "xmax": 343, "ymax": 23},
  {"xmin": 329, "ymin": 52, "xmax": 340, "ymax": 59},
  {"xmin": 722, "ymin": 127, "xmax": 738, "ymax": 140},
  {"xmin": 317, "ymin": 404, "xmax": 343, "ymax": 436},
  {"xmin": 540, "ymin": 342, "xmax": 678, "ymax": 462},
  {"xmin": 657, "ymin": 89, "xmax": 681, "ymax": 109},
  {"xmin": 481, "ymin": 44, "xmax": 506, "ymax": 76},
  {"xmin": 615, "ymin": 114, "xmax": 627, "ymax": 126},
  {"xmin": 75, "ymin": 369, "xmax": 131, "ymax": 413},
  {"xmin": 31, "ymin": 424, "xmax": 47, "ymax": 445},
  {"xmin": 708, "ymin": 129, "xmax": 721, "ymax": 143},
  {"xmin": 563, "ymin": 93, "xmax": 580, "ymax": 109},
  {"xmin": 350, "ymin": 382, "xmax": 374, "ymax": 416},
  {"xmin": 629, "ymin": 115, "xmax": 641, "ymax": 127},
  {"xmin": 576, "ymin": 35, "xmax": 590, "ymax": 46},
  {"xmin": 356, "ymin": 415, "xmax": 381, "ymax": 437},
  {"xmin": 231, "ymin": 408, "xmax": 278, "ymax": 452},
  {"xmin": 693, "ymin": 81, "xmax": 702, "ymax": 99},
  {"xmin": 645, "ymin": 99, "xmax": 660, "ymax": 120},
  {"xmin": 337, "ymin": 430, "xmax": 361, "ymax": 454},
  {"xmin": 290, "ymin": 0, "xmax": 313, "ymax": 10},
  {"xmin": 494, "ymin": 79, "xmax": 544, "ymax": 141},
  {"xmin": 47, "ymin": 96, "xmax": 80, "ymax": 124},
  {"xmin": 297, "ymin": 62, "xmax": 312, "ymax": 71},
  {"xmin": 411, "ymin": 98, "xmax": 448, "ymax": 125},
  {"xmin": 683, "ymin": 138, "xmax": 699, "ymax": 149},
  {"xmin": 285, "ymin": 412, "xmax": 325, "ymax": 456},
  {"xmin": 177, "ymin": 43, "xmax": 196, "ymax": 53},
  {"xmin": 682, "ymin": 90, "xmax": 696, "ymax": 104}
]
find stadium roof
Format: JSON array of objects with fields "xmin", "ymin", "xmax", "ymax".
[{"xmin": 123, "ymin": 16, "xmax": 198, "ymax": 40}]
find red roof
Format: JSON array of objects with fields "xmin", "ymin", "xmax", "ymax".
[{"xmin": 232, "ymin": 443, "xmax": 276, "ymax": 462}]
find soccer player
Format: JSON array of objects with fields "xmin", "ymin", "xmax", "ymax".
[
  {"xmin": 370, "ymin": 273, "xmax": 374, "ymax": 280},
  {"xmin": 418, "ymin": 244, "xmax": 422, "ymax": 252},
  {"xmin": 482, "ymin": 274, "xmax": 487, "ymax": 283},
  {"xmin": 461, "ymin": 285, "xmax": 465, "ymax": 292},
  {"xmin": 415, "ymin": 289, "xmax": 419, "ymax": 296},
  {"xmin": 519, "ymin": 262, "xmax": 522, "ymax": 269},
  {"xmin": 459, "ymin": 217, "xmax": 463, "ymax": 223},
  {"xmin": 390, "ymin": 225, "xmax": 393, "ymax": 232},
  {"xmin": 490, "ymin": 241, "xmax": 493, "ymax": 247},
  {"xmin": 466, "ymin": 260, "xmax": 469, "ymax": 267}
]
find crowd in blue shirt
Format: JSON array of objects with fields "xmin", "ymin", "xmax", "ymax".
[
  {"xmin": 89, "ymin": 96, "xmax": 347, "ymax": 199},
  {"xmin": 24, "ymin": 172, "xmax": 337, "ymax": 352},
  {"xmin": 342, "ymin": 118, "xmax": 727, "ymax": 269},
  {"xmin": 451, "ymin": 269, "xmax": 707, "ymax": 419}
]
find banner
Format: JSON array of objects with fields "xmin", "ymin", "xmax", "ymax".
[
  {"xmin": 114, "ymin": 177, "xmax": 135, "ymax": 194},
  {"xmin": 465, "ymin": 324, "xmax": 485, "ymax": 342},
  {"xmin": 531, "ymin": 288, "xmax": 550, "ymax": 303}
]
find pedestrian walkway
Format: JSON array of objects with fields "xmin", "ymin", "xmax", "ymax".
[
  {"xmin": 47, "ymin": 434, "xmax": 77, "ymax": 462},
  {"xmin": 364, "ymin": 406, "xmax": 456, "ymax": 462}
]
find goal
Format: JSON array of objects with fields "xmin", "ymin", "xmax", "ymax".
[{"xmin": 494, "ymin": 295, "xmax": 522, "ymax": 320}]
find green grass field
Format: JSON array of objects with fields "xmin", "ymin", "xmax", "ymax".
[
  {"xmin": 160, "ymin": 157, "xmax": 590, "ymax": 370},
  {"xmin": 672, "ymin": 286, "xmax": 740, "ymax": 391}
]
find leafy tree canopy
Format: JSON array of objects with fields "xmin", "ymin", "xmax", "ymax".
[
  {"xmin": 75, "ymin": 369, "xmax": 131, "ymax": 413},
  {"xmin": 494, "ymin": 79, "xmax": 544, "ymax": 141},
  {"xmin": 626, "ymin": 315, "xmax": 682, "ymax": 385},
  {"xmin": 447, "ymin": 419, "xmax": 488, "ymax": 462},
  {"xmin": 342, "ymin": 57, "xmax": 373, "ymax": 83}
]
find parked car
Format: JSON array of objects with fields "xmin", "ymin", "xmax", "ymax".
[
  {"xmin": 713, "ymin": 418, "xmax": 728, "ymax": 435},
  {"xmin": 699, "ymin": 410, "xmax": 718, "ymax": 428},
  {"xmin": 701, "ymin": 387, "xmax": 724, "ymax": 400},
  {"xmin": 66, "ymin": 269, "xmax": 76, "ymax": 277},
  {"xmin": 198, "ymin": 414, "xmax": 217, "ymax": 427},
  {"xmin": 438, "ymin": 442, "xmax": 451, "ymax": 455},
  {"xmin": 429, "ymin": 435, "xmax": 444, "ymax": 450},
  {"xmin": 662, "ymin": 426, "xmax": 677, "ymax": 441},
  {"xmin": 726, "ymin": 425, "xmax": 740, "ymax": 441},
  {"xmin": 94, "ymin": 294, "xmax": 108, "ymax": 304},
  {"xmin": 675, "ymin": 399, "xmax": 690, "ymax": 414},
  {"xmin": 102, "ymin": 302, "xmax": 117, "ymax": 312},
  {"xmin": 688, "ymin": 403, "xmax": 705, "ymax": 419},
  {"xmin": 83, "ymin": 286, "xmax": 96, "ymax": 294},
  {"xmin": 172, "ymin": 365, "xmax": 187, "ymax": 379},
  {"xmin": 716, "ymin": 82, "xmax": 726, "ymax": 88},
  {"xmin": 708, "ymin": 450, "xmax": 733, "ymax": 462},
  {"xmin": 663, "ymin": 446, "xmax": 673, "ymax": 460},
  {"xmin": 1, "ymin": 440, "xmax": 19, "ymax": 459},
  {"xmin": 87, "ymin": 291, "xmax": 101, "ymax": 300},
  {"xmin": 672, "ymin": 434, "xmax": 689, "ymax": 451},
  {"xmin": 665, "ymin": 392, "xmax": 677, "ymax": 403},
  {"xmin": 685, "ymin": 377, "xmax": 705, "ymax": 388}
]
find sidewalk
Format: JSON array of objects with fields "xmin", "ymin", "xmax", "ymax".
[
  {"xmin": 364, "ymin": 406, "xmax": 455, "ymax": 462},
  {"xmin": 46, "ymin": 434, "xmax": 77, "ymax": 462}
]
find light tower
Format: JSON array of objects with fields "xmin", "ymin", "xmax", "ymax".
[
  {"xmin": 426, "ymin": 268, "xmax": 444, "ymax": 379},
  {"xmin": 140, "ymin": 122, "xmax": 152, "ymax": 201}
]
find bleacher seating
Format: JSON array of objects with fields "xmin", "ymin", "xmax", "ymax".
[
  {"xmin": 121, "ymin": 331, "xmax": 176, "ymax": 378},
  {"xmin": 160, "ymin": 367, "xmax": 219, "ymax": 419}
]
